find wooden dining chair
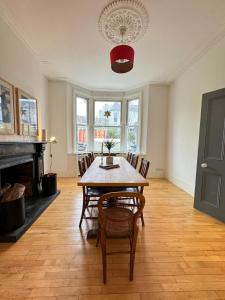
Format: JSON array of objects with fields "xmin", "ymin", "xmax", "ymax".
[
  {"xmin": 78, "ymin": 158, "xmax": 100, "ymax": 227},
  {"xmin": 97, "ymin": 191, "xmax": 145, "ymax": 284},
  {"xmin": 78, "ymin": 158, "xmax": 122, "ymax": 227},
  {"xmin": 79, "ymin": 184, "xmax": 125, "ymax": 228},
  {"xmin": 121, "ymin": 158, "xmax": 150, "ymax": 226},
  {"xmin": 131, "ymin": 155, "xmax": 139, "ymax": 169}
]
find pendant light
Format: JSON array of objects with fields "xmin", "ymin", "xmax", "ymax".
[{"xmin": 110, "ymin": 27, "xmax": 135, "ymax": 74}]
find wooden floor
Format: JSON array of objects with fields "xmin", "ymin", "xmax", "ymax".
[{"xmin": 1, "ymin": 178, "xmax": 225, "ymax": 299}]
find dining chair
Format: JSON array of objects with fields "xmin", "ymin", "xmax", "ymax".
[
  {"xmin": 97, "ymin": 191, "xmax": 145, "ymax": 284},
  {"xmin": 78, "ymin": 157, "xmax": 98, "ymax": 227},
  {"xmin": 79, "ymin": 184, "xmax": 125, "ymax": 227},
  {"xmin": 78, "ymin": 158, "xmax": 121, "ymax": 227},
  {"xmin": 121, "ymin": 158, "xmax": 150, "ymax": 226},
  {"xmin": 131, "ymin": 155, "xmax": 139, "ymax": 169}
]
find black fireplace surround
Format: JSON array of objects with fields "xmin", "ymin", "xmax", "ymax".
[{"xmin": 0, "ymin": 142, "xmax": 59, "ymax": 242}]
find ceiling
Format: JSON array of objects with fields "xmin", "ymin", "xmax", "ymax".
[{"xmin": 1, "ymin": 0, "xmax": 225, "ymax": 90}]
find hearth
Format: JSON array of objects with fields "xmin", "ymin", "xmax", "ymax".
[{"xmin": 0, "ymin": 142, "xmax": 59, "ymax": 242}]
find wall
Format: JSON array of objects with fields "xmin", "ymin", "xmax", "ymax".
[
  {"xmin": 167, "ymin": 36, "xmax": 225, "ymax": 196},
  {"xmin": 48, "ymin": 80, "xmax": 169, "ymax": 178},
  {"xmin": 148, "ymin": 85, "xmax": 169, "ymax": 177},
  {"xmin": 48, "ymin": 81, "xmax": 73, "ymax": 176},
  {"xmin": 0, "ymin": 15, "xmax": 49, "ymax": 171}
]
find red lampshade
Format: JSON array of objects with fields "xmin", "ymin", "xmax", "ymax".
[{"xmin": 110, "ymin": 44, "xmax": 135, "ymax": 73}]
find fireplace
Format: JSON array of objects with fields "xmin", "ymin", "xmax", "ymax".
[
  {"xmin": 1, "ymin": 161, "xmax": 34, "ymax": 197},
  {"xmin": 0, "ymin": 142, "xmax": 59, "ymax": 242}
]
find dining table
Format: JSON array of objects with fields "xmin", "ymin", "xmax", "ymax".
[
  {"xmin": 78, "ymin": 156, "xmax": 149, "ymax": 187},
  {"xmin": 77, "ymin": 156, "xmax": 149, "ymax": 238}
]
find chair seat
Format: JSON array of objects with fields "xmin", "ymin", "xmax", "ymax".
[
  {"xmin": 104, "ymin": 207, "xmax": 133, "ymax": 238},
  {"xmin": 87, "ymin": 187, "xmax": 126, "ymax": 197},
  {"xmin": 120, "ymin": 187, "xmax": 138, "ymax": 193}
]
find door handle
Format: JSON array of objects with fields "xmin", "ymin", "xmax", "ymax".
[{"xmin": 201, "ymin": 163, "xmax": 208, "ymax": 168}]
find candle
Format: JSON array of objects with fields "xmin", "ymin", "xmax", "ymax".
[{"xmin": 101, "ymin": 142, "xmax": 103, "ymax": 154}]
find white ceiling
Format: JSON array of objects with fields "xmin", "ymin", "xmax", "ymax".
[{"xmin": 1, "ymin": 0, "xmax": 225, "ymax": 90}]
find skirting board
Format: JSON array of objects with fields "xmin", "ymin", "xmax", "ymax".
[{"xmin": 167, "ymin": 175, "xmax": 194, "ymax": 196}]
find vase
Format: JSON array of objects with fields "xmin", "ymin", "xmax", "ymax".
[{"xmin": 106, "ymin": 156, "xmax": 113, "ymax": 165}]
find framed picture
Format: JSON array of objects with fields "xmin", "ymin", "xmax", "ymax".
[
  {"xmin": 16, "ymin": 89, "xmax": 38, "ymax": 136},
  {"xmin": 0, "ymin": 78, "xmax": 15, "ymax": 134}
]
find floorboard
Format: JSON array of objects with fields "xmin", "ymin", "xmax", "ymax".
[{"xmin": 0, "ymin": 178, "xmax": 225, "ymax": 299}]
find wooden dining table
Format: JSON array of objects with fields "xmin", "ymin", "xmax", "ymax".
[
  {"xmin": 77, "ymin": 156, "xmax": 149, "ymax": 238},
  {"xmin": 78, "ymin": 156, "xmax": 149, "ymax": 187}
]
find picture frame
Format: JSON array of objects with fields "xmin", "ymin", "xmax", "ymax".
[
  {"xmin": 0, "ymin": 78, "xmax": 15, "ymax": 135},
  {"xmin": 16, "ymin": 88, "xmax": 38, "ymax": 137}
]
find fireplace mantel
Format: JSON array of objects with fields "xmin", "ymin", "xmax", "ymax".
[{"xmin": 0, "ymin": 141, "xmax": 46, "ymax": 157}]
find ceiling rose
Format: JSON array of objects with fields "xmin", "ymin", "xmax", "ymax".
[{"xmin": 98, "ymin": 0, "xmax": 149, "ymax": 44}]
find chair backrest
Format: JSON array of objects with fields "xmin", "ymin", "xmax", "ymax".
[
  {"xmin": 98, "ymin": 191, "xmax": 145, "ymax": 230},
  {"xmin": 89, "ymin": 152, "xmax": 95, "ymax": 163},
  {"xmin": 131, "ymin": 155, "xmax": 139, "ymax": 169},
  {"xmin": 85, "ymin": 155, "xmax": 91, "ymax": 168},
  {"xmin": 78, "ymin": 160, "xmax": 82, "ymax": 176},
  {"xmin": 78, "ymin": 157, "xmax": 86, "ymax": 176},
  {"xmin": 139, "ymin": 158, "xmax": 150, "ymax": 178},
  {"xmin": 126, "ymin": 152, "xmax": 132, "ymax": 163}
]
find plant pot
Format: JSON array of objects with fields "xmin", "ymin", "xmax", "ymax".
[
  {"xmin": 42, "ymin": 173, "xmax": 57, "ymax": 196},
  {"xmin": 0, "ymin": 196, "xmax": 25, "ymax": 232},
  {"xmin": 106, "ymin": 156, "xmax": 113, "ymax": 165}
]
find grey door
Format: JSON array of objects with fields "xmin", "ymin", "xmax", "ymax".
[{"xmin": 194, "ymin": 88, "xmax": 225, "ymax": 222}]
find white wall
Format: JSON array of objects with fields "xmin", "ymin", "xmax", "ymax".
[
  {"xmin": 167, "ymin": 36, "xmax": 225, "ymax": 196},
  {"xmin": 148, "ymin": 85, "xmax": 169, "ymax": 177},
  {"xmin": 0, "ymin": 15, "xmax": 49, "ymax": 171},
  {"xmin": 48, "ymin": 80, "xmax": 169, "ymax": 178}
]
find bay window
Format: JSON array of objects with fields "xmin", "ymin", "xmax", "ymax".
[{"xmin": 74, "ymin": 95, "xmax": 140, "ymax": 153}]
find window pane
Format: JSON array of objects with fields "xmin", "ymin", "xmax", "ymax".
[
  {"xmin": 77, "ymin": 125, "xmax": 88, "ymax": 152},
  {"xmin": 95, "ymin": 101, "xmax": 121, "ymax": 126},
  {"xmin": 127, "ymin": 126, "xmax": 138, "ymax": 153},
  {"xmin": 94, "ymin": 127, "xmax": 121, "ymax": 152},
  {"xmin": 128, "ymin": 99, "xmax": 139, "ymax": 126},
  {"xmin": 76, "ymin": 97, "xmax": 87, "ymax": 124}
]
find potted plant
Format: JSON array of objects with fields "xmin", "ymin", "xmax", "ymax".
[{"xmin": 104, "ymin": 139, "xmax": 116, "ymax": 165}]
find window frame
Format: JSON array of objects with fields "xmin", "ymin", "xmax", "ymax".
[
  {"xmin": 74, "ymin": 95, "xmax": 89, "ymax": 153},
  {"xmin": 126, "ymin": 97, "xmax": 142, "ymax": 154},
  {"xmin": 93, "ymin": 99, "xmax": 122, "ymax": 153},
  {"xmin": 73, "ymin": 92, "xmax": 142, "ymax": 154}
]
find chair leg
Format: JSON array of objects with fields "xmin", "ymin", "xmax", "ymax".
[
  {"xmin": 102, "ymin": 250, "xmax": 107, "ymax": 284},
  {"xmin": 130, "ymin": 251, "xmax": 135, "ymax": 281},
  {"xmin": 140, "ymin": 212, "xmax": 145, "ymax": 226},
  {"xmin": 100, "ymin": 233, "xmax": 107, "ymax": 284},
  {"xmin": 79, "ymin": 195, "xmax": 88, "ymax": 228},
  {"xmin": 135, "ymin": 196, "xmax": 145, "ymax": 226},
  {"xmin": 129, "ymin": 231, "xmax": 138, "ymax": 281},
  {"xmin": 96, "ymin": 227, "xmax": 100, "ymax": 247},
  {"xmin": 79, "ymin": 199, "xmax": 85, "ymax": 228}
]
